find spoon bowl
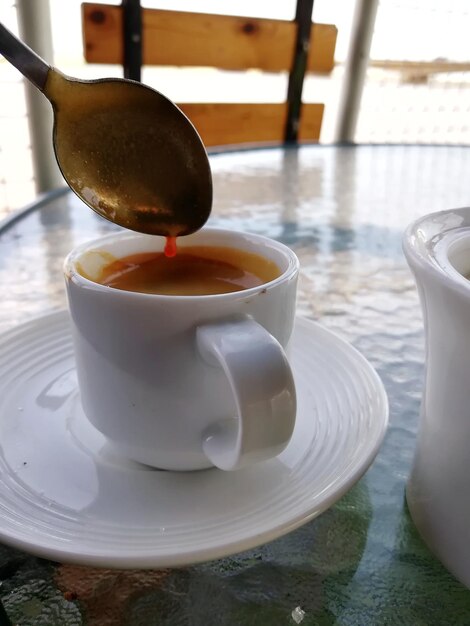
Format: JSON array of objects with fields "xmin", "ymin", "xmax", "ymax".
[
  {"xmin": 45, "ymin": 70, "xmax": 212, "ymax": 236},
  {"xmin": 0, "ymin": 24, "xmax": 212, "ymax": 237}
]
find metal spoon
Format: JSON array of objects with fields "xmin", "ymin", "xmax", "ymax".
[{"xmin": 0, "ymin": 23, "xmax": 212, "ymax": 237}]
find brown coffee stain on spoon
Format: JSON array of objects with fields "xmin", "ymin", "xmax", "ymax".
[{"xmin": 44, "ymin": 69, "xmax": 212, "ymax": 237}]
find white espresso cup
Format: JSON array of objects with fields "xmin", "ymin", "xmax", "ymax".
[{"xmin": 64, "ymin": 228, "xmax": 298, "ymax": 471}]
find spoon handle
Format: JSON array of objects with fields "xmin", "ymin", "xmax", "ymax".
[{"xmin": 0, "ymin": 22, "xmax": 50, "ymax": 92}]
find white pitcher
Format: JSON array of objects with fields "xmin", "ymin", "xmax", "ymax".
[{"xmin": 404, "ymin": 207, "xmax": 470, "ymax": 588}]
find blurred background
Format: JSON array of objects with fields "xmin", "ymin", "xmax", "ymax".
[{"xmin": 1, "ymin": 0, "xmax": 469, "ymax": 219}]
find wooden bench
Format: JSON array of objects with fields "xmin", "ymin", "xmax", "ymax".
[{"xmin": 82, "ymin": 2, "xmax": 337, "ymax": 147}]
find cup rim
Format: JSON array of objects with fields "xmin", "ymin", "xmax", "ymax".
[
  {"xmin": 403, "ymin": 206, "xmax": 470, "ymax": 298},
  {"xmin": 64, "ymin": 227, "xmax": 299, "ymax": 301}
]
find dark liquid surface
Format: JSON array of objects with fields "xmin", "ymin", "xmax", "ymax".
[{"xmin": 96, "ymin": 246, "xmax": 281, "ymax": 295}]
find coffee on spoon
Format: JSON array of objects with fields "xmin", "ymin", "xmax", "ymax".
[{"xmin": 0, "ymin": 24, "xmax": 212, "ymax": 244}]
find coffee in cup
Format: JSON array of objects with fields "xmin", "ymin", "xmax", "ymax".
[{"xmin": 89, "ymin": 246, "xmax": 281, "ymax": 296}]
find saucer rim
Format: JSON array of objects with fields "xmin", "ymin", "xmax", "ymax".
[{"xmin": 0, "ymin": 310, "xmax": 388, "ymax": 568}]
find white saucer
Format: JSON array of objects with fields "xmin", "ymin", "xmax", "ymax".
[{"xmin": 0, "ymin": 311, "xmax": 388, "ymax": 568}]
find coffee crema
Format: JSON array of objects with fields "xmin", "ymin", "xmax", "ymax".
[{"xmin": 94, "ymin": 246, "xmax": 281, "ymax": 296}]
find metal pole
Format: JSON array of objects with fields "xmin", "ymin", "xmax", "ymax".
[
  {"xmin": 16, "ymin": 0, "xmax": 62, "ymax": 192},
  {"xmin": 335, "ymin": 0, "xmax": 379, "ymax": 143},
  {"xmin": 285, "ymin": 0, "xmax": 314, "ymax": 143},
  {"xmin": 122, "ymin": 0, "xmax": 142, "ymax": 81}
]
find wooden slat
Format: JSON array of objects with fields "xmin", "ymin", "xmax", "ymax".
[
  {"xmin": 299, "ymin": 103, "xmax": 324, "ymax": 141},
  {"xmin": 176, "ymin": 103, "xmax": 323, "ymax": 147},
  {"xmin": 82, "ymin": 4, "xmax": 336, "ymax": 74},
  {"xmin": 369, "ymin": 60, "xmax": 470, "ymax": 74},
  {"xmin": 306, "ymin": 23, "xmax": 337, "ymax": 73},
  {"xmin": 369, "ymin": 59, "xmax": 470, "ymax": 83}
]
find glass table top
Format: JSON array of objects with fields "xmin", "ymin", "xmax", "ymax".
[{"xmin": 1, "ymin": 144, "xmax": 470, "ymax": 625}]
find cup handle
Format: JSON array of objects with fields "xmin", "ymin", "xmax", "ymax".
[{"xmin": 196, "ymin": 316, "xmax": 296, "ymax": 470}]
